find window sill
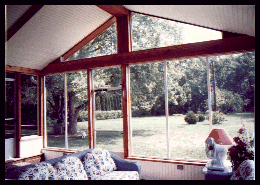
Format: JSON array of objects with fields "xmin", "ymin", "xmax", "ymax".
[
  {"xmin": 20, "ymin": 135, "xmax": 43, "ymax": 141},
  {"xmin": 127, "ymin": 156, "xmax": 208, "ymax": 166}
]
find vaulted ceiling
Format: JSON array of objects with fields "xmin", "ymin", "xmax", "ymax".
[{"xmin": 6, "ymin": 5, "xmax": 255, "ymax": 71}]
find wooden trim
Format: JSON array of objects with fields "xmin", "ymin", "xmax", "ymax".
[
  {"xmin": 87, "ymin": 69, "xmax": 94, "ymax": 148},
  {"xmin": 41, "ymin": 147, "xmax": 79, "ymax": 153},
  {"xmin": 15, "ymin": 72, "xmax": 21, "ymax": 158},
  {"xmin": 7, "ymin": 5, "xmax": 44, "ymax": 41},
  {"xmin": 127, "ymin": 156, "xmax": 207, "ymax": 166},
  {"xmin": 41, "ymin": 35, "xmax": 255, "ymax": 75},
  {"xmin": 117, "ymin": 12, "xmax": 132, "ymax": 158},
  {"xmin": 222, "ymin": 30, "xmax": 246, "ymax": 39},
  {"xmin": 6, "ymin": 65, "xmax": 41, "ymax": 75},
  {"xmin": 122, "ymin": 65, "xmax": 131, "ymax": 158},
  {"xmin": 38, "ymin": 75, "xmax": 44, "ymax": 137},
  {"xmin": 61, "ymin": 16, "xmax": 116, "ymax": 61},
  {"xmin": 116, "ymin": 14, "xmax": 132, "ymax": 53},
  {"xmin": 96, "ymin": 5, "xmax": 129, "ymax": 17}
]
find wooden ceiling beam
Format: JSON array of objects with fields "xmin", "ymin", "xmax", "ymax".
[
  {"xmin": 7, "ymin": 5, "xmax": 44, "ymax": 41},
  {"xmin": 5, "ymin": 65, "xmax": 41, "ymax": 76},
  {"xmin": 41, "ymin": 35, "xmax": 255, "ymax": 76},
  {"xmin": 96, "ymin": 5, "xmax": 129, "ymax": 17}
]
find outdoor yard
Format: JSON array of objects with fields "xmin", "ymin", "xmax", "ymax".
[{"xmin": 47, "ymin": 112, "xmax": 254, "ymax": 161}]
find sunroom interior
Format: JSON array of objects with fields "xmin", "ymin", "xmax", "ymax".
[{"xmin": 5, "ymin": 5, "xmax": 255, "ymax": 180}]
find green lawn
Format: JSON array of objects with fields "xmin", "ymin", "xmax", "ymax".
[{"xmin": 47, "ymin": 112, "xmax": 254, "ymax": 161}]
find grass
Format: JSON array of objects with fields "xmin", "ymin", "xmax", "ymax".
[{"xmin": 47, "ymin": 112, "xmax": 254, "ymax": 161}]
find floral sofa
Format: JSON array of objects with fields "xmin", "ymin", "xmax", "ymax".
[
  {"xmin": 230, "ymin": 160, "xmax": 254, "ymax": 180},
  {"xmin": 5, "ymin": 148, "xmax": 141, "ymax": 180}
]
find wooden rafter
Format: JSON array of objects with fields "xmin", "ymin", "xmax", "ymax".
[
  {"xmin": 96, "ymin": 5, "xmax": 129, "ymax": 17},
  {"xmin": 41, "ymin": 35, "xmax": 255, "ymax": 75},
  {"xmin": 5, "ymin": 65, "xmax": 41, "ymax": 75},
  {"xmin": 7, "ymin": 5, "xmax": 44, "ymax": 41}
]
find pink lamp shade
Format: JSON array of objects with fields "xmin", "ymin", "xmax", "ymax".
[{"xmin": 206, "ymin": 128, "xmax": 234, "ymax": 145}]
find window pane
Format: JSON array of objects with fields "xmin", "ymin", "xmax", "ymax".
[
  {"xmin": 130, "ymin": 62, "xmax": 167, "ymax": 157},
  {"xmin": 5, "ymin": 72, "xmax": 15, "ymax": 139},
  {"xmin": 45, "ymin": 74, "xmax": 65, "ymax": 148},
  {"xmin": 209, "ymin": 51, "xmax": 255, "ymax": 146},
  {"xmin": 131, "ymin": 12, "xmax": 183, "ymax": 51},
  {"xmin": 93, "ymin": 67, "xmax": 123, "ymax": 151},
  {"xmin": 167, "ymin": 57, "xmax": 208, "ymax": 160},
  {"xmin": 21, "ymin": 74, "xmax": 38, "ymax": 136},
  {"xmin": 66, "ymin": 71, "xmax": 89, "ymax": 150},
  {"xmin": 131, "ymin": 12, "xmax": 221, "ymax": 52},
  {"xmin": 66, "ymin": 23, "xmax": 117, "ymax": 61}
]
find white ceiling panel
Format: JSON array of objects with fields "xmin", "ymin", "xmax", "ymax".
[
  {"xmin": 6, "ymin": 5, "xmax": 32, "ymax": 30},
  {"xmin": 6, "ymin": 5, "xmax": 112, "ymax": 70},
  {"xmin": 123, "ymin": 5, "xmax": 255, "ymax": 36}
]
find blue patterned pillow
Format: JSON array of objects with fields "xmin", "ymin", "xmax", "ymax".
[
  {"xmin": 54, "ymin": 156, "xmax": 88, "ymax": 180},
  {"xmin": 83, "ymin": 148, "xmax": 117, "ymax": 180},
  {"xmin": 18, "ymin": 162, "xmax": 61, "ymax": 180}
]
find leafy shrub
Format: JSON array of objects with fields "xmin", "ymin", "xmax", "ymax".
[
  {"xmin": 212, "ymin": 111, "xmax": 225, "ymax": 125},
  {"xmin": 205, "ymin": 111, "xmax": 225, "ymax": 125},
  {"xmin": 197, "ymin": 111, "xmax": 205, "ymax": 122},
  {"xmin": 184, "ymin": 111, "xmax": 198, "ymax": 124}
]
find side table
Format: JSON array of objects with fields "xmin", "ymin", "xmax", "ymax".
[{"xmin": 202, "ymin": 161, "xmax": 234, "ymax": 180}]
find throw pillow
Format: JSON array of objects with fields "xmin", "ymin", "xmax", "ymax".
[
  {"xmin": 54, "ymin": 156, "xmax": 88, "ymax": 180},
  {"xmin": 83, "ymin": 148, "xmax": 116, "ymax": 180},
  {"xmin": 18, "ymin": 162, "xmax": 61, "ymax": 180}
]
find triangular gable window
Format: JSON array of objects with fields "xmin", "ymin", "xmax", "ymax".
[{"xmin": 66, "ymin": 23, "xmax": 117, "ymax": 62}]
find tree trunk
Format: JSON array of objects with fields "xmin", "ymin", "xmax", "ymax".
[
  {"xmin": 68, "ymin": 92, "xmax": 88, "ymax": 135},
  {"xmin": 68, "ymin": 92, "xmax": 77, "ymax": 135}
]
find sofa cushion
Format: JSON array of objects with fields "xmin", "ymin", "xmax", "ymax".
[
  {"xmin": 83, "ymin": 148, "xmax": 116, "ymax": 179},
  {"xmin": 18, "ymin": 162, "xmax": 61, "ymax": 180},
  {"xmin": 94, "ymin": 171, "xmax": 139, "ymax": 180},
  {"xmin": 230, "ymin": 160, "xmax": 254, "ymax": 180},
  {"xmin": 54, "ymin": 156, "xmax": 88, "ymax": 180}
]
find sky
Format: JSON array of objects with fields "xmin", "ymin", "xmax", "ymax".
[{"xmin": 182, "ymin": 24, "xmax": 222, "ymax": 44}]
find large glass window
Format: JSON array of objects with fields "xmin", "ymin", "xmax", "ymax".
[
  {"xmin": 93, "ymin": 67, "xmax": 123, "ymax": 152},
  {"xmin": 167, "ymin": 57, "xmax": 208, "ymax": 160},
  {"xmin": 130, "ymin": 62, "xmax": 167, "ymax": 157},
  {"xmin": 45, "ymin": 74, "xmax": 65, "ymax": 148},
  {"xmin": 131, "ymin": 12, "xmax": 221, "ymax": 51},
  {"xmin": 209, "ymin": 51, "xmax": 255, "ymax": 145},
  {"xmin": 21, "ymin": 74, "xmax": 38, "ymax": 136},
  {"xmin": 129, "ymin": 51, "xmax": 254, "ymax": 161},
  {"xmin": 66, "ymin": 23, "xmax": 117, "ymax": 61},
  {"xmin": 66, "ymin": 71, "xmax": 89, "ymax": 150},
  {"xmin": 5, "ymin": 72, "xmax": 15, "ymax": 139}
]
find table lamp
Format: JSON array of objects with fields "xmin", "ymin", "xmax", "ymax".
[{"xmin": 205, "ymin": 128, "xmax": 234, "ymax": 171}]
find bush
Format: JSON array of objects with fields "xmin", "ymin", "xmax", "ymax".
[
  {"xmin": 205, "ymin": 111, "xmax": 225, "ymax": 125},
  {"xmin": 78, "ymin": 110, "xmax": 122, "ymax": 121},
  {"xmin": 184, "ymin": 111, "xmax": 198, "ymax": 124},
  {"xmin": 212, "ymin": 111, "xmax": 225, "ymax": 125},
  {"xmin": 197, "ymin": 111, "xmax": 205, "ymax": 122}
]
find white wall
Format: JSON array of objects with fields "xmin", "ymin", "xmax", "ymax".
[
  {"xmin": 5, "ymin": 138, "xmax": 15, "ymax": 160},
  {"xmin": 19, "ymin": 136, "xmax": 43, "ymax": 158}
]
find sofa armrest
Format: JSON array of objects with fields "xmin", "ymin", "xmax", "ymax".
[{"xmin": 109, "ymin": 152, "xmax": 141, "ymax": 179}]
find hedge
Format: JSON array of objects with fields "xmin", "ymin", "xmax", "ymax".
[{"xmin": 78, "ymin": 110, "xmax": 122, "ymax": 121}]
